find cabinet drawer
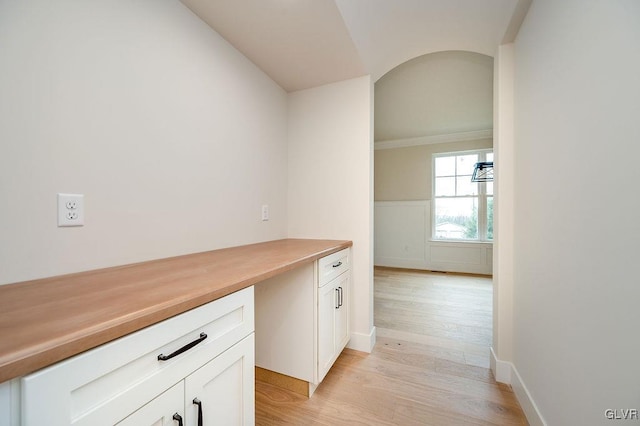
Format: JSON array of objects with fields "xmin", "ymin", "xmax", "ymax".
[
  {"xmin": 318, "ymin": 248, "xmax": 350, "ymax": 287},
  {"xmin": 21, "ymin": 287, "xmax": 254, "ymax": 426}
]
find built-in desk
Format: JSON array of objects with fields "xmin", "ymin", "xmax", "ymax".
[
  {"xmin": 0, "ymin": 238, "xmax": 351, "ymax": 383},
  {"xmin": 0, "ymin": 238, "xmax": 352, "ymax": 425}
]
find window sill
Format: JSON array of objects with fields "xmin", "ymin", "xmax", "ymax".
[{"xmin": 429, "ymin": 239, "xmax": 493, "ymax": 244}]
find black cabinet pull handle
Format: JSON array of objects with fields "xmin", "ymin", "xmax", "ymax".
[
  {"xmin": 193, "ymin": 398, "xmax": 203, "ymax": 426},
  {"xmin": 338, "ymin": 286, "xmax": 343, "ymax": 307},
  {"xmin": 173, "ymin": 413, "xmax": 184, "ymax": 426},
  {"xmin": 332, "ymin": 261, "xmax": 342, "ymax": 268},
  {"xmin": 158, "ymin": 333, "xmax": 208, "ymax": 361}
]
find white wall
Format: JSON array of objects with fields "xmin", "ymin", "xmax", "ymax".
[
  {"xmin": 288, "ymin": 76, "xmax": 375, "ymax": 352},
  {"xmin": 491, "ymin": 43, "xmax": 515, "ymax": 377},
  {"xmin": 510, "ymin": 1, "xmax": 640, "ymax": 424},
  {"xmin": 0, "ymin": 0, "xmax": 288, "ymax": 284}
]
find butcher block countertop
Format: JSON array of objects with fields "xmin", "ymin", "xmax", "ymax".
[{"xmin": 0, "ymin": 238, "xmax": 352, "ymax": 383}]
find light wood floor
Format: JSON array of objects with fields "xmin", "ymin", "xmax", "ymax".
[{"xmin": 256, "ymin": 267, "xmax": 527, "ymax": 425}]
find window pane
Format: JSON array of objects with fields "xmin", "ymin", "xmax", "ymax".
[
  {"xmin": 486, "ymin": 152, "xmax": 494, "ymax": 162},
  {"xmin": 457, "ymin": 154, "xmax": 478, "ymax": 175},
  {"xmin": 435, "ymin": 156, "xmax": 455, "ymax": 177},
  {"xmin": 434, "ymin": 197, "xmax": 478, "ymax": 240},
  {"xmin": 435, "ymin": 177, "xmax": 455, "ymax": 196},
  {"xmin": 486, "ymin": 181, "xmax": 493, "ymax": 195},
  {"xmin": 487, "ymin": 196, "xmax": 494, "ymax": 240},
  {"xmin": 457, "ymin": 176, "xmax": 478, "ymax": 196}
]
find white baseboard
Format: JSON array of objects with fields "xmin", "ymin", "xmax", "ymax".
[
  {"xmin": 511, "ymin": 366, "xmax": 547, "ymax": 426},
  {"xmin": 490, "ymin": 347, "xmax": 512, "ymax": 383},
  {"xmin": 374, "ymin": 258, "xmax": 428, "ymax": 270},
  {"xmin": 346, "ymin": 326, "xmax": 376, "ymax": 353},
  {"xmin": 490, "ymin": 348, "xmax": 546, "ymax": 426}
]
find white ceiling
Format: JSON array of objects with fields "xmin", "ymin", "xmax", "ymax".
[
  {"xmin": 375, "ymin": 51, "xmax": 495, "ymax": 141},
  {"xmin": 181, "ymin": 0, "xmax": 527, "ymax": 92},
  {"xmin": 335, "ymin": 0, "xmax": 520, "ymax": 82}
]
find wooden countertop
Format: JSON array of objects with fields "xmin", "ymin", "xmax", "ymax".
[{"xmin": 0, "ymin": 238, "xmax": 352, "ymax": 383}]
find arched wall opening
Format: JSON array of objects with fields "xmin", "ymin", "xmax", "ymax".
[
  {"xmin": 373, "ymin": 50, "xmax": 494, "ymax": 275},
  {"xmin": 371, "ymin": 49, "xmax": 499, "ymax": 370}
]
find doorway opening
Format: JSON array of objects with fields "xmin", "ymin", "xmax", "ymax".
[{"xmin": 372, "ymin": 50, "xmax": 495, "ymax": 370}]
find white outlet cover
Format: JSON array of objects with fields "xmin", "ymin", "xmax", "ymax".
[
  {"xmin": 58, "ymin": 193, "xmax": 84, "ymax": 227},
  {"xmin": 261, "ymin": 204, "xmax": 269, "ymax": 221}
]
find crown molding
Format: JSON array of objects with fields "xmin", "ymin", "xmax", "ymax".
[{"xmin": 374, "ymin": 129, "xmax": 493, "ymax": 150}]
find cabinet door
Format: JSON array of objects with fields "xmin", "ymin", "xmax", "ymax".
[
  {"xmin": 117, "ymin": 383, "xmax": 184, "ymax": 426},
  {"xmin": 318, "ymin": 281, "xmax": 338, "ymax": 382},
  {"xmin": 334, "ymin": 272, "xmax": 350, "ymax": 352},
  {"xmin": 184, "ymin": 334, "xmax": 255, "ymax": 426}
]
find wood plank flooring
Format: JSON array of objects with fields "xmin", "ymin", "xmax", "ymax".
[{"xmin": 256, "ymin": 267, "xmax": 527, "ymax": 425}]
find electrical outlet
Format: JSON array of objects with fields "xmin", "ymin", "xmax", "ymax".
[
  {"xmin": 261, "ymin": 205, "xmax": 269, "ymax": 221},
  {"xmin": 58, "ymin": 193, "xmax": 84, "ymax": 227}
]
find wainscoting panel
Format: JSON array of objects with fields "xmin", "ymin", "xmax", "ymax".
[
  {"xmin": 374, "ymin": 200, "xmax": 493, "ymax": 275},
  {"xmin": 430, "ymin": 241, "xmax": 493, "ymax": 275},
  {"xmin": 374, "ymin": 201, "xmax": 429, "ymax": 269}
]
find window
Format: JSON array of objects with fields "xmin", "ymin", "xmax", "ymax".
[{"xmin": 433, "ymin": 150, "xmax": 493, "ymax": 241}]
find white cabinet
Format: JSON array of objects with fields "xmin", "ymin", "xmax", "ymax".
[
  {"xmin": 21, "ymin": 287, "xmax": 255, "ymax": 426},
  {"xmin": 0, "ymin": 380, "xmax": 14, "ymax": 426},
  {"xmin": 317, "ymin": 251, "xmax": 350, "ymax": 382},
  {"xmin": 255, "ymin": 248, "xmax": 350, "ymax": 392}
]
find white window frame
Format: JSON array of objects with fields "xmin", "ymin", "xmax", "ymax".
[{"xmin": 432, "ymin": 149, "xmax": 493, "ymax": 242}]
